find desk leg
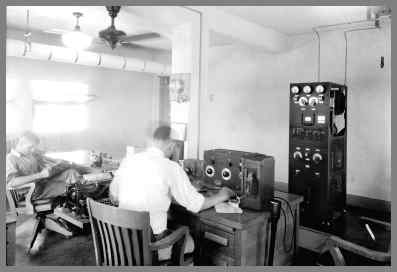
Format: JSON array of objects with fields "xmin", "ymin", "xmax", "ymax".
[
  {"xmin": 194, "ymin": 223, "xmax": 203, "ymax": 265},
  {"xmin": 294, "ymin": 203, "xmax": 300, "ymax": 260}
]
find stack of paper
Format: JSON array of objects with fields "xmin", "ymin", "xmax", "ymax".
[{"xmin": 215, "ymin": 202, "xmax": 243, "ymax": 214}]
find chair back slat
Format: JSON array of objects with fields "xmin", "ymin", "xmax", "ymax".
[
  {"xmin": 86, "ymin": 198, "xmax": 152, "ymax": 266},
  {"xmin": 121, "ymin": 228, "xmax": 134, "ymax": 265},
  {"xmin": 141, "ymin": 228, "xmax": 152, "ymax": 265},
  {"xmin": 131, "ymin": 230, "xmax": 142, "ymax": 265},
  {"xmin": 88, "ymin": 217, "xmax": 103, "ymax": 266},
  {"xmin": 113, "ymin": 226, "xmax": 126, "ymax": 265},
  {"xmin": 97, "ymin": 221, "xmax": 109, "ymax": 265},
  {"xmin": 6, "ymin": 188, "xmax": 17, "ymax": 213},
  {"xmin": 102, "ymin": 221, "xmax": 113, "ymax": 265},
  {"xmin": 105, "ymin": 223, "xmax": 119, "ymax": 266}
]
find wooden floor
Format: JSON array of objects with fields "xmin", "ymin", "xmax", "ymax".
[{"xmin": 15, "ymin": 214, "xmax": 96, "ymax": 266}]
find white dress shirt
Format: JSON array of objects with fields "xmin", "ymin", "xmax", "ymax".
[{"xmin": 113, "ymin": 146, "xmax": 205, "ymax": 235}]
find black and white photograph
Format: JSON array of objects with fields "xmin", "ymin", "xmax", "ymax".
[{"xmin": 3, "ymin": 3, "xmax": 391, "ymax": 267}]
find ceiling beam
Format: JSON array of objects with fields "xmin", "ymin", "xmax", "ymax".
[
  {"xmin": 187, "ymin": 6, "xmax": 290, "ymax": 53},
  {"xmin": 6, "ymin": 28, "xmax": 170, "ymax": 61}
]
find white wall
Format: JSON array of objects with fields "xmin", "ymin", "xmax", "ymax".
[
  {"xmin": 6, "ymin": 56, "xmax": 160, "ymax": 159},
  {"xmin": 200, "ymin": 21, "xmax": 390, "ymax": 201}
]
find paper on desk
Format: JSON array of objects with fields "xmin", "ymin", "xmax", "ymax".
[{"xmin": 215, "ymin": 202, "xmax": 243, "ymax": 214}]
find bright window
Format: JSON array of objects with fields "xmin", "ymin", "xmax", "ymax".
[
  {"xmin": 170, "ymin": 101, "xmax": 189, "ymax": 123},
  {"xmin": 30, "ymin": 80, "xmax": 91, "ymax": 134},
  {"xmin": 31, "ymin": 80, "xmax": 93, "ymax": 103},
  {"xmin": 6, "ymin": 103, "xmax": 19, "ymax": 135},
  {"xmin": 6, "ymin": 77, "xmax": 17, "ymax": 102},
  {"xmin": 33, "ymin": 104, "xmax": 88, "ymax": 134},
  {"xmin": 6, "ymin": 77, "xmax": 19, "ymax": 135}
]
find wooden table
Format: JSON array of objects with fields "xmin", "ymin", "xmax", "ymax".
[
  {"xmin": 298, "ymin": 214, "xmax": 391, "ymax": 265},
  {"xmin": 170, "ymin": 191, "xmax": 303, "ymax": 266}
]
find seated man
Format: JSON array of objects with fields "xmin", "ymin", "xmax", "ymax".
[
  {"xmin": 6, "ymin": 131, "xmax": 90, "ymax": 202},
  {"xmin": 110, "ymin": 126, "xmax": 235, "ymax": 261}
]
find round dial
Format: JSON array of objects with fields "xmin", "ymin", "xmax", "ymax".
[
  {"xmin": 205, "ymin": 165, "xmax": 215, "ymax": 177},
  {"xmin": 298, "ymin": 97, "xmax": 308, "ymax": 106},
  {"xmin": 312, "ymin": 153, "xmax": 323, "ymax": 164},
  {"xmin": 221, "ymin": 168, "xmax": 231, "ymax": 180},
  {"xmin": 309, "ymin": 97, "xmax": 319, "ymax": 107},
  {"xmin": 293, "ymin": 151, "xmax": 303, "ymax": 160},
  {"xmin": 291, "ymin": 86, "xmax": 300, "ymax": 94},
  {"xmin": 303, "ymin": 85, "xmax": 312, "ymax": 94},
  {"xmin": 315, "ymin": 85, "xmax": 325, "ymax": 94}
]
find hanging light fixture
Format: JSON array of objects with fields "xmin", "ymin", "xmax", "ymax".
[{"xmin": 62, "ymin": 12, "xmax": 92, "ymax": 50}]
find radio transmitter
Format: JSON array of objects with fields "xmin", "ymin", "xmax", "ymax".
[
  {"xmin": 203, "ymin": 149, "xmax": 274, "ymax": 211},
  {"xmin": 288, "ymin": 82, "xmax": 347, "ymax": 228}
]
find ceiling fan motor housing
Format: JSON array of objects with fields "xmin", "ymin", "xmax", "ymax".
[
  {"xmin": 99, "ymin": 27, "xmax": 126, "ymax": 49},
  {"xmin": 99, "ymin": 6, "xmax": 126, "ymax": 49}
]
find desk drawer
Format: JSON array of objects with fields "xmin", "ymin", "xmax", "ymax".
[{"xmin": 200, "ymin": 224, "xmax": 235, "ymax": 261}]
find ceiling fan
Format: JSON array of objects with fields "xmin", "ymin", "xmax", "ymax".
[
  {"xmin": 42, "ymin": 6, "xmax": 162, "ymax": 50},
  {"xmin": 98, "ymin": 6, "xmax": 161, "ymax": 50}
]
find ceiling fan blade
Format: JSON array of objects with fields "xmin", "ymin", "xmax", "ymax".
[
  {"xmin": 43, "ymin": 28, "xmax": 69, "ymax": 35},
  {"xmin": 120, "ymin": 42, "xmax": 147, "ymax": 50},
  {"xmin": 120, "ymin": 32, "xmax": 161, "ymax": 42}
]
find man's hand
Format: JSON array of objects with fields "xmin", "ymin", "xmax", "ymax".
[
  {"xmin": 218, "ymin": 187, "xmax": 236, "ymax": 201},
  {"xmin": 39, "ymin": 168, "xmax": 52, "ymax": 179},
  {"xmin": 199, "ymin": 186, "xmax": 237, "ymax": 211}
]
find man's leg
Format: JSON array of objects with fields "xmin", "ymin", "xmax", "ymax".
[
  {"xmin": 31, "ymin": 168, "xmax": 81, "ymax": 201},
  {"xmin": 157, "ymin": 230, "xmax": 195, "ymax": 261}
]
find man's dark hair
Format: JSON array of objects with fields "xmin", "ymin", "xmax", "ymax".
[
  {"xmin": 19, "ymin": 130, "xmax": 40, "ymax": 144},
  {"xmin": 153, "ymin": 126, "xmax": 172, "ymax": 141}
]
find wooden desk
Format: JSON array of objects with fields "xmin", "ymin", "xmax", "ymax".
[
  {"xmin": 170, "ymin": 191, "xmax": 303, "ymax": 266},
  {"xmin": 6, "ymin": 211, "xmax": 17, "ymax": 266}
]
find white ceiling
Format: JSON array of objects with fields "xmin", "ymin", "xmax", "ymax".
[
  {"xmin": 217, "ymin": 6, "xmax": 370, "ymax": 35},
  {"xmin": 7, "ymin": 6, "xmax": 173, "ymax": 51},
  {"xmin": 7, "ymin": 6, "xmax": 375, "ymax": 52}
]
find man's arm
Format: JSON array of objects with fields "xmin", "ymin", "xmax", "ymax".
[
  {"xmin": 7, "ymin": 169, "xmax": 50, "ymax": 188},
  {"xmin": 169, "ymin": 163, "xmax": 235, "ymax": 213}
]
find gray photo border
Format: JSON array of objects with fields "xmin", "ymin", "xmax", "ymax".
[{"xmin": 1, "ymin": 0, "xmax": 394, "ymax": 272}]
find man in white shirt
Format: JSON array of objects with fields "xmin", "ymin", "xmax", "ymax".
[{"xmin": 110, "ymin": 126, "xmax": 235, "ymax": 261}]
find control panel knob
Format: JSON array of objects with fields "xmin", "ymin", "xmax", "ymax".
[
  {"xmin": 315, "ymin": 85, "xmax": 325, "ymax": 94},
  {"xmin": 298, "ymin": 97, "xmax": 308, "ymax": 106},
  {"xmin": 293, "ymin": 151, "xmax": 303, "ymax": 160},
  {"xmin": 221, "ymin": 168, "xmax": 232, "ymax": 180},
  {"xmin": 309, "ymin": 97, "xmax": 318, "ymax": 107},
  {"xmin": 312, "ymin": 153, "xmax": 323, "ymax": 164},
  {"xmin": 303, "ymin": 85, "xmax": 312, "ymax": 94},
  {"xmin": 291, "ymin": 86, "xmax": 300, "ymax": 94},
  {"xmin": 205, "ymin": 165, "xmax": 215, "ymax": 177}
]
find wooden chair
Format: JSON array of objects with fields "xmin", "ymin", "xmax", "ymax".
[
  {"xmin": 6, "ymin": 183, "xmax": 74, "ymax": 253},
  {"xmin": 319, "ymin": 217, "xmax": 391, "ymax": 266},
  {"xmin": 86, "ymin": 197, "xmax": 192, "ymax": 266}
]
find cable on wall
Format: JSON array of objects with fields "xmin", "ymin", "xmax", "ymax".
[
  {"xmin": 343, "ymin": 24, "xmax": 379, "ymax": 86},
  {"xmin": 312, "ymin": 28, "xmax": 321, "ymax": 82}
]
